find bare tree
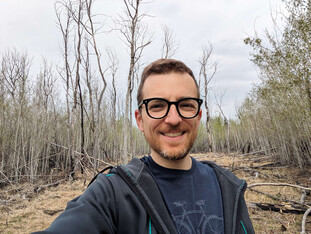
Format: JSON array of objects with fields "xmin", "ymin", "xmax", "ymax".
[
  {"xmin": 116, "ymin": 0, "xmax": 152, "ymax": 163},
  {"xmin": 35, "ymin": 59, "xmax": 56, "ymax": 111},
  {"xmin": 106, "ymin": 48, "xmax": 119, "ymax": 161},
  {"xmin": 161, "ymin": 24, "xmax": 179, "ymax": 59},
  {"xmin": 0, "ymin": 59, "xmax": 5, "ymax": 176},
  {"xmin": 1, "ymin": 49, "xmax": 31, "ymax": 102},
  {"xmin": 0, "ymin": 49, "xmax": 31, "ymax": 181},
  {"xmin": 55, "ymin": 0, "xmax": 89, "ymax": 175},
  {"xmin": 83, "ymin": 0, "xmax": 107, "ymax": 114},
  {"xmin": 55, "ymin": 0, "xmax": 76, "ymax": 176},
  {"xmin": 198, "ymin": 45, "xmax": 217, "ymax": 152},
  {"xmin": 72, "ymin": 0, "xmax": 86, "ymax": 163},
  {"xmin": 215, "ymin": 89, "xmax": 230, "ymax": 154},
  {"xmin": 31, "ymin": 59, "xmax": 59, "ymax": 182},
  {"xmin": 107, "ymin": 49, "xmax": 119, "ymax": 126},
  {"xmin": 82, "ymin": 38, "xmax": 95, "ymax": 133}
]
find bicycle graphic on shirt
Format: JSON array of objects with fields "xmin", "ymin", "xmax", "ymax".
[{"xmin": 172, "ymin": 200, "xmax": 224, "ymax": 234}]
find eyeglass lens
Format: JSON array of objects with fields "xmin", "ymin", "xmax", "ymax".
[{"xmin": 147, "ymin": 99, "xmax": 199, "ymax": 118}]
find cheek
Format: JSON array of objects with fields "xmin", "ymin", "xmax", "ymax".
[
  {"xmin": 144, "ymin": 120, "xmax": 162, "ymax": 135},
  {"xmin": 186, "ymin": 118, "xmax": 199, "ymax": 128},
  {"xmin": 188, "ymin": 119, "xmax": 200, "ymax": 135}
]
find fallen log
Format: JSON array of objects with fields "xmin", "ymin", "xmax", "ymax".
[
  {"xmin": 47, "ymin": 141, "xmax": 114, "ymax": 167},
  {"xmin": 248, "ymin": 183, "xmax": 311, "ymax": 191},
  {"xmin": 249, "ymin": 188, "xmax": 308, "ymax": 207},
  {"xmin": 34, "ymin": 179, "xmax": 67, "ymax": 193},
  {"xmin": 248, "ymin": 202, "xmax": 310, "ymax": 215},
  {"xmin": 43, "ymin": 209, "xmax": 64, "ymax": 216},
  {"xmin": 301, "ymin": 206, "xmax": 311, "ymax": 234},
  {"xmin": 238, "ymin": 148, "xmax": 277, "ymax": 157}
]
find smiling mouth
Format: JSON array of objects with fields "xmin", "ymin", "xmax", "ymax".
[{"xmin": 162, "ymin": 132, "xmax": 184, "ymax": 137}]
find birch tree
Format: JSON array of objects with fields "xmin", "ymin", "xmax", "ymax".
[
  {"xmin": 116, "ymin": 0, "xmax": 152, "ymax": 163},
  {"xmin": 55, "ymin": 0, "xmax": 75, "ymax": 175},
  {"xmin": 161, "ymin": 25, "xmax": 179, "ymax": 59},
  {"xmin": 198, "ymin": 45, "xmax": 217, "ymax": 152},
  {"xmin": 0, "ymin": 49, "xmax": 31, "ymax": 181}
]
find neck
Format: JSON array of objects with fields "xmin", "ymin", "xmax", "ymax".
[{"xmin": 150, "ymin": 152, "xmax": 192, "ymax": 170}]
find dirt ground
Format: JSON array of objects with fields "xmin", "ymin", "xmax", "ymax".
[{"xmin": 0, "ymin": 153, "xmax": 310, "ymax": 233}]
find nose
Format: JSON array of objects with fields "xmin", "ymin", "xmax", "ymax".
[{"xmin": 164, "ymin": 104, "xmax": 182, "ymax": 125}]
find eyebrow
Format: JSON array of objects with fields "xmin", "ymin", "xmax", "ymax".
[{"xmin": 145, "ymin": 96, "xmax": 198, "ymax": 101}]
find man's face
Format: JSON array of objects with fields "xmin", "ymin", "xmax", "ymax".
[{"xmin": 135, "ymin": 72, "xmax": 201, "ymax": 161}]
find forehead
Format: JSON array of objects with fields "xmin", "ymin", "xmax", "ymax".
[{"xmin": 142, "ymin": 72, "xmax": 198, "ymax": 100}]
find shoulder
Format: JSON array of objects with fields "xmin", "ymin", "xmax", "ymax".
[
  {"xmin": 79, "ymin": 173, "xmax": 118, "ymax": 204},
  {"xmin": 41, "ymin": 173, "xmax": 119, "ymax": 233},
  {"xmin": 195, "ymin": 159, "xmax": 218, "ymax": 176},
  {"xmin": 198, "ymin": 160, "xmax": 245, "ymax": 188}
]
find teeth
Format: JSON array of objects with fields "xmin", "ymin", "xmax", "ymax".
[{"xmin": 165, "ymin": 132, "xmax": 182, "ymax": 137}]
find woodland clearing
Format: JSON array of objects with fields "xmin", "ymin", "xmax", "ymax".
[{"xmin": 0, "ymin": 153, "xmax": 310, "ymax": 234}]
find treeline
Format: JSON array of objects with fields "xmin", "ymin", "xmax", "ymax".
[
  {"xmin": 1, "ymin": 0, "xmax": 310, "ymax": 186},
  {"xmin": 196, "ymin": 0, "xmax": 311, "ymax": 168},
  {"xmin": 0, "ymin": 48, "xmax": 218, "ymax": 185},
  {"xmin": 0, "ymin": 0, "xmax": 154, "ymax": 185},
  {"xmin": 0, "ymin": 48, "xmax": 150, "ymax": 185},
  {"xmin": 238, "ymin": 0, "xmax": 311, "ymax": 168},
  {"xmin": 0, "ymin": 0, "xmax": 213, "ymax": 185}
]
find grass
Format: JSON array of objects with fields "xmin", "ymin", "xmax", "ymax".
[{"xmin": 0, "ymin": 152, "xmax": 310, "ymax": 233}]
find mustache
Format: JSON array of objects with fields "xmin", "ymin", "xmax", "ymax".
[{"xmin": 159, "ymin": 126, "xmax": 186, "ymax": 133}]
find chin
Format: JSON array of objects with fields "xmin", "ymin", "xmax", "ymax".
[{"xmin": 159, "ymin": 148, "xmax": 189, "ymax": 161}]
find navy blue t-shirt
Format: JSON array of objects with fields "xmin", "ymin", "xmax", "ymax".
[{"xmin": 141, "ymin": 156, "xmax": 224, "ymax": 234}]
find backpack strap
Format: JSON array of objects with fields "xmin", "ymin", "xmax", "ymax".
[
  {"xmin": 115, "ymin": 158, "xmax": 177, "ymax": 234},
  {"xmin": 87, "ymin": 166, "xmax": 113, "ymax": 187},
  {"xmin": 87, "ymin": 158, "xmax": 177, "ymax": 234}
]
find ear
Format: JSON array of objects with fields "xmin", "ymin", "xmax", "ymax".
[
  {"xmin": 135, "ymin": 109, "xmax": 144, "ymax": 132},
  {"xmin": 198, "ymin": 109, "xmax": 202, "ymax": 121}
]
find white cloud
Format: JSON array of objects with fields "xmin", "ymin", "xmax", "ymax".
[{"xmin": 0, "ymin": 0, "xmax": 284, "ymax": 117}]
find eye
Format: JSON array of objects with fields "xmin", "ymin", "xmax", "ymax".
[
  {"xmin": 179, "ymin": 100, "xmax": 197, "ymax": 110},
  {"xmin": 150, "ymin": 103, "xmax": 165, "ymax": 109},
  {"xmin": 148, "ymin": 100, "xmax": 167, "ymax": 112},
  {"xmin": 180, "ymin": 103, "xmax": 195, "ymax": 108}
]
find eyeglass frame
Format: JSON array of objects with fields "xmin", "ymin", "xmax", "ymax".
[{"xmin": 138, "ymin": 97, "xmax": 203, "ymax": 119}]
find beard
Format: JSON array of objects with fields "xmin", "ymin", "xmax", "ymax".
[
  {"xmin": 159, "ymin": 147, "xmax": 189, "ymax": 161},
  {"xmin": 145, "ymin": 129, "xmax": 198, "ymax": 161}
]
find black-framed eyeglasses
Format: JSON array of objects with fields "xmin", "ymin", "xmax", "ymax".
[{"xmin": 138, "ymin": 97, "xmax": 203, "ymax": 119}]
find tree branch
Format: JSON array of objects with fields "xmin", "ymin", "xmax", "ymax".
[{"xmin": 248, "ymin": 183, "xmax": 311, "ymax": 191}]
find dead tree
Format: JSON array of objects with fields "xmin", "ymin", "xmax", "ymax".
[
  {"xmin": 116, "ymin": 0, "xmax": 152, "ymax": 163},
  {"xmin": 56, "ymin": 0, "xmax": 112, "ymax": 172},
  {"xmin": 55, "ymin": 0, "xmax": 75, "ymax": 175},
  {"xmin": 82, "ymin": 39, "xmax": 96, "ymax": 137},
  {"xmin": 0, "ymin": 49, "xmax": 31, "ymax": 181},
  {"xmin": 107, "ymin": 48, "xmax": 119, "ymax": 161},
  {"xmin": 215, "ymin": 89, "xmax": 230, "ymax": 154},
  {"xmin": 73, "ymin": 0, "xmax": 86, "ymax": 164},
  {"xmin": 161, "ymin": 24, "xmax": 179, "ymax": 59},
  {"xmin": 36, "ymin": 59, "xmax": 56, "ymax": 112},
  {"xmin": 198, "ymin": 45, "xmax": 217, "ymax": 152},
  {"xmin": 83, "ymin": 0, "xmax": 107, "ymax": 115},
  {"xmin": 55, "ymin": 0, "xmax": 87, "ymax": 176}
]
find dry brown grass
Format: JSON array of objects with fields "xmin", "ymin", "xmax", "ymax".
[
  {"xmin": 0, "ymin": 179, "xmax": 86, "ymax": 233},
  {"xmin": 0, "ymin": 153, "xmax": 310, "ymax": 233}
]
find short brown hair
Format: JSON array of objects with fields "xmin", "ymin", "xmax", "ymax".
[{"xmin": 137, "ymin": 59, "xmax": 200, "ymax": 104}]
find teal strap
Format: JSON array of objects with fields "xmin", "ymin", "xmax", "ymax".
[
  {"xmin": 149, "ymin": 217, "xmax": 152, "ymax": 234},
  {"xmin": 240, "ymin": 221, "xmax": 247, "ymax": 234}
]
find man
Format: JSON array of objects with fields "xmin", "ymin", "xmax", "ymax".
[{"xmin": 36, "ymin": 59, "xmax": 254, "ymax": 234}]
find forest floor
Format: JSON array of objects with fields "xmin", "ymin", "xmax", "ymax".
[{"xmin": 0, "ymin": 152, "xmax": 311, "ymax": 234}]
